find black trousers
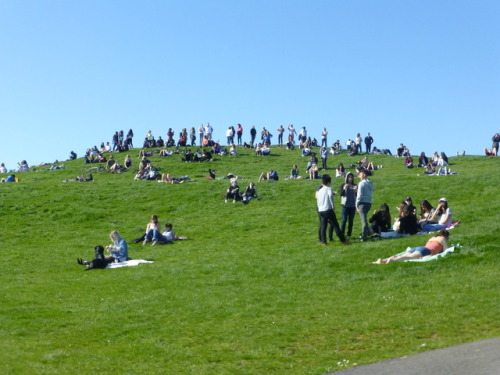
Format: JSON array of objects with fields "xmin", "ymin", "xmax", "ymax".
[{"xmin": 318, "ymin": 209, "xmax": 345, "ymax": 244}]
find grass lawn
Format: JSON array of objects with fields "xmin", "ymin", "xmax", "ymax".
[{"xmin": 0, "ymin": 146, "xmax": 498, "ymax": 374}]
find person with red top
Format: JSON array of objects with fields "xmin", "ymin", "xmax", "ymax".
[{"xmin": 375, "ymin": 229, "xmax": 449, "ymax": 264}]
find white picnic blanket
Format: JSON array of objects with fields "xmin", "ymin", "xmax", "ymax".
[{"xmin": 106, "ymin": 259, "xmax": 154, "ymax": 269}]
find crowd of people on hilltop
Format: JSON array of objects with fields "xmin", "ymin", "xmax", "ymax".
[{"xmin": 2, "ymin": 124, "xmax": 488, "ymax": 270}]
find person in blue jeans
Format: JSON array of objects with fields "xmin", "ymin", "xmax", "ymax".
[
  {"xmin": 340, "ymin": 172, "xmax": 357, "ymax": 238},
  {"xmin": 316, "ymin": 174, "xmax": 349, "ymax": 245},
  {"xmin": 356, "ymin": 169, "xmax": 374, "ymax": 241}
]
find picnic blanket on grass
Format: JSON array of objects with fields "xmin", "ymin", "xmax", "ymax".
[{"xmin": 106, "ymin": 259, "xmax": 154, "ymax": 269}]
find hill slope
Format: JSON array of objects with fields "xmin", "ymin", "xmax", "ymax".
[{"xmin": 0, "ymin": 148, "xmax": 498, "ymax": 374}]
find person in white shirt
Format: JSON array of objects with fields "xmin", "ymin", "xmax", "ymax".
[{"xmin": 315, "ymin": 174, "xmax": 349, "ymax": 245}]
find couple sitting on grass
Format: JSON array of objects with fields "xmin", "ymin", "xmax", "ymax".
[
  {"xmin": 134, "ymin": 215, "xmax": 187, "ymax": 246},
  {"xmin": 223, "ymin": 178, "xmax": 258, "ymax": 204},
  {"xmin": 375, "ymin": 229, "xmax": 450, "ymax": 264}
]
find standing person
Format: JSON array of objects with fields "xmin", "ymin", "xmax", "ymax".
[
  {"xmin": 321, "ymin": 127, "xmax": 328, "ymax": 147},
  {"xmin": 112, "ymin": 131, "xmax": 119, "ymax": 152},
  {"xmin": 356, "ymin": 133, "xmax": 363, "ymax": 153},
  {"xmin": 126, "ymin": 129, "xmax": 134, "ymax": 148},
  {"xmin": 491, "ymin": 132, "xmax": 500, "ymax": 156},
  {"xmin": 356, "ymin": 169, "xmax": 374, "ymax": 241},
  {"xmin": 226, "ymin": 126, "xmax": 234, "ymax": 145},
  {"xmin": 340, "ymin": 172, "xmax": 357, "ymax": 238},
  {"xmin": 315, "ymin": 174, "xmax": 348, "ymax": 245},
  {"xmin": 250, "ymin": 126, "xmax": 257, "ymax": 147},
  {"xmin": 299, "ymin": 127, "xmax": 307, "ymax": 143},
  {"xmin": 236, "ymin": 123, "xmax": 243, "ymax": 145},
  {"xmin": 198, "ymin": 124, "xmax": 205, "ymax": 146},
  {"xmin": 277, "ymin": 124, "xmax": 285, "ymax": 146},
  {"xmin": 364, "ymin": 132, "xmax": 374, "ymax": 154},
  {"xmin": 288, "ymin": 124, "xmax": 297, "ymax": 142},
  {"xmin": 320, "ymin": 147, "xmax": 328, "ymax": 170},
  {"xmin": 205, "ymin": 123, "xmax": 213, "ymax": 141},
  {"xmin": 190, "ymin": 127, "xmax": 196, "ymax": 146}
]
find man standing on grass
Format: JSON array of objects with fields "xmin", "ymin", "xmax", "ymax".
[
  {"xmin": 316, "ymin": 174, "xmax": 348, "ymax": 245},
  {"xmin": 356, "ymin": 169, "xmax": 374, "ymax": 241}
]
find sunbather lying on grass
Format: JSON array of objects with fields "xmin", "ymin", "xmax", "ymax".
[{"xmin": 376, "ymin": 229, "xmax": 449, "ymax": 264}]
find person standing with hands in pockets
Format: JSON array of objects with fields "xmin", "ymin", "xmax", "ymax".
[
  {"xmin": 356, "ymin": 169, "xmax": 374, "ymax": 241},
  {"xmin": 316, "ymin": 174, "xmax": 350, "ymax": 246}
]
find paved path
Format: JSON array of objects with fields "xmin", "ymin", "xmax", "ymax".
[{"xmin": 331, "ymin": 337, "xmax": 500, "ymax": 375}]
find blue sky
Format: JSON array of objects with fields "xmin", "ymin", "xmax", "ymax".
[{"xmin": 1, "ymin": 0, "xmax": 498, "ymax": 170}]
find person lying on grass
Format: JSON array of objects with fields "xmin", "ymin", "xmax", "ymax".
[
  {"xmin": 375, "ymin": 229, "xmax": 449, "ymax": 264},
  {"xmin": 158, "ymin": 173, "xmax": 191, "ymax": 184}
]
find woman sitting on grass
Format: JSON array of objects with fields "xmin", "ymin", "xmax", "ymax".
[
  {"xmin": 418, "ymin": 200, "xmax": 437, "ymax": 229},
  {"xmin": 134, "ymin": 215, "xmax": 161, "ymax": 244},
  {"xmin": 241, "ymin": 182, "xmax": 258, "ymax": 204},
  {"xmin": 376, "ymin": 229, "xmax": 449, "ymax": 263},
  {"xmin": 106, "ymin": 230, "xmax": 129, "ymax": 262},
  {"xmin": 422, "ymin": 198, "xmax": 452, "ymax": 232},
  {"xmin": 336, "ymin": 163, "xmax": 346, "ymax": 178},
  {"xmin": 369, "ymin": 203, "xmax": 391, "ymax": 235}
]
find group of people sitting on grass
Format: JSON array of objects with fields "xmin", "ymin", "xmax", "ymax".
[
  {"xmin": 223, "ymin": 179, "xmax": 258, "ymax": 204},
  {"xmin": 369, "ymin": 197, "xmax": 453, "ymax": 237}
]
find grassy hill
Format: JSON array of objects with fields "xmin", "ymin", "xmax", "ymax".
[{"xmin": 0, "ymin": 147, "xmax": 498, "ymax": 374}]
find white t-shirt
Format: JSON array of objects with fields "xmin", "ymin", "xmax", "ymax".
[{"xmin": 316, "ymin": 186, "xmax": 334, "ymax": 212}]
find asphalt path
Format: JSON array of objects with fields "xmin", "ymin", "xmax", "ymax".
[{"xmin": 331, "ymin": 337, "xmax": 500, "ymax": 375}]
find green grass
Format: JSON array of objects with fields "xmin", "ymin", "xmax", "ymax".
[{"xmin": 0, "ymin": 148, "xmax": 498, "ymax": 374}]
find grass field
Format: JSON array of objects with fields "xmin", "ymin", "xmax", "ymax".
[{"xmin": 0, "ymin": 146, "xmax": 498, "ymax": 374}]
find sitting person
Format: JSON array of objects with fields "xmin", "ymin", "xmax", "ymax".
[
  {"xmin": 376, "ymin": 229, "xmax": 450, "ymax": 263},
  {"xmin": 424, "ymin": 162, "xmax": 436, "ymax": 175},
  {"xmin": 241, "ymin": 182, "xmax": 258, "ymax": 204},
  {"xmin": 302, "ymin": 147, "xmax": 311, "ymax": 157},
  {"xmin": 418, "ymin": 200, "xmax": 437, "ymax": 228},
  {"xmin": 124, "ymin": 155, "xmax": 132, "ymax": 169},
  {"xmin": 255, "ymin": 143, "xmax": 263, "ymax": 156},
  {"xmin": 393, "ymin": 202, "xmax": 419, "ymax": 235},
  {"xmin": 229, "ymin": 145, "xmax": 237, "ymax": 155},
  {"xmin": 418, "ymin": 152, "xmax": 429, "ymax": 167},
  {"xmin": 258, "ymin": 169, "xmax": 279, "ymax": 182},
  {"xmin": 356, "ymin": 157, "xmax": 375, "ymax": 174},
  {"xmin": 306, "ymin": 154, "xmax": 318, "ymax": 172},
  {"xmin": 69, "ymin": 151, "xmax": 77, "ymax": 160},
  {"xmin": 335, "ymin": 163, "xmax": 346, "ymax": 178},
  {"xmin": 369, "ymin": 203, "xmax": 392, "ymax": 234},
  {"xmin": 158, "ymin": 173, "xmax": 191, "ymax": 183},
  {"xmin": 224, "ymin": 178, "xmax": 241, "ymax": 202},
  {"xmin": 289, "ymin": 164, "xmax": 300, "ymax": 179},
  {"xmin": 17, "ymin": 160, "xmax": 29, "ymax": 172},
  {"xmin": 404, "ymin": 155, "xmax": 414, "ymax": 168},
  {"xmin": 484, "ymin": 147, "xmax": 496, "ymax": 156},
  {"xmin": 422, "ymin": 198, "xmax": 452, "ymax": 232},
  {"xmin": 135, "ymin": 215, "xmax": 161, "ymax": 244},
  {"xmin": 206, "ymin": 168, "xmax": 217, "ymax": 180},
  {"xmin": 308, "ymin": 163, "xmax": 319, "ymax": 179},
  {"xmin": 105, "ymin": 230, "xmax": 129, "ymax": 262},
  {"xmin": 437, "ymin": 152, "xmax": 449, "ymax": 166},
  {"xmin": 150, "ymin": 223, "xmax": 186, "ymax": 245}
]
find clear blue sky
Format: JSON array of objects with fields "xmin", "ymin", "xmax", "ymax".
[{"xmin": 1, "ymin": 0, "xmax": 498, "ymax": 170}]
